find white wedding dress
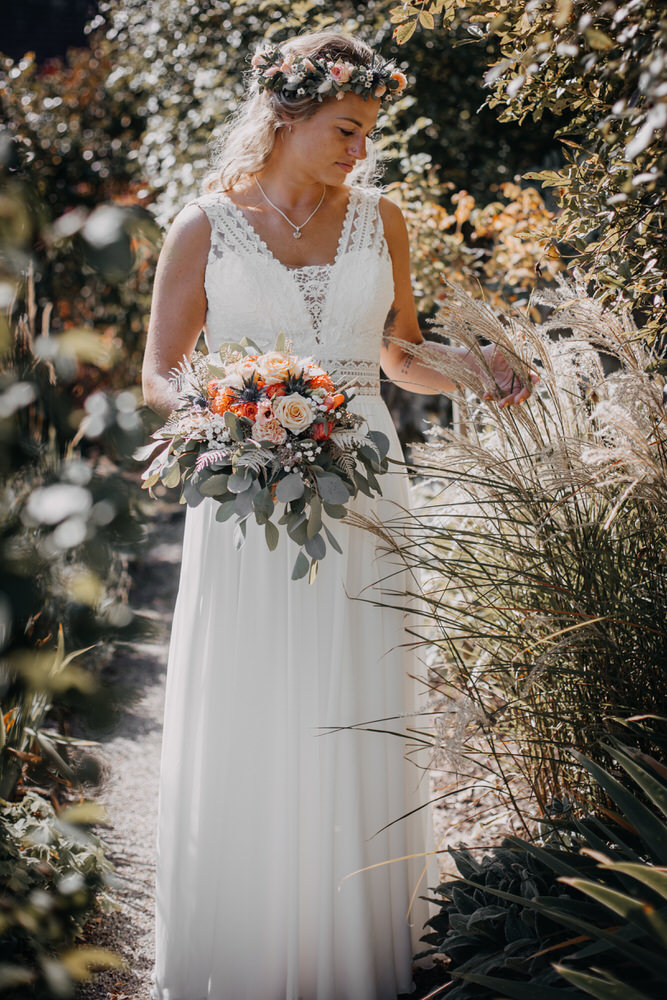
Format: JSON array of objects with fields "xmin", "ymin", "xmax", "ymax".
[{"xmin": 153, "ymin": 184, "xmax": 436, "ymax": 1000}]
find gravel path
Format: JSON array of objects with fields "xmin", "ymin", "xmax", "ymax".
[
  {"xmin": 76, "ymin": 501, "xmax": 498, "ymax": 998},
  {"xmin": 77, "ymin": 503, "xmax": 184, "ymax": 1000}
]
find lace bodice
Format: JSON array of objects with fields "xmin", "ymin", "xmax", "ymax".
[{"xmin": 188, "ymin": 185, "xmax": 395, "ymax": 393}]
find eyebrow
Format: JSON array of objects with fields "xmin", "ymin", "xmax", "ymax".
[{"xmin": 336, "ymin": 116, "xmax": 377, "ymax": 134}]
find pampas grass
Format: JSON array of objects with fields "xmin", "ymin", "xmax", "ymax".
[{"xmin": 372, "ymin": 278, "xmax": 667, "ymax": 818}]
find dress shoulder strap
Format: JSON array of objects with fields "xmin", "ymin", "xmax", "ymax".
[
  {"xmin": 342, "ymin": 185, "xmax": 387, "ymax": 257},
  {"xmin": 183, "ymin": 193, "xmax": 254, "ymax": 259}
]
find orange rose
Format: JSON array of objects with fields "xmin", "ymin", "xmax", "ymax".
[
  {"xmin": 308, "ymin": 374, "xmax": 335, "ymax": 392},
  {"xmin": 210, "ymin": 387, "xmax": 236, "ymax": 415},
  {"xmin": 266, "ymin": 383, "xmax": 287, "ymax": 399},
  {"xmin": 231, "ymin": 401, "xmax": 258, "ymax": 420}
]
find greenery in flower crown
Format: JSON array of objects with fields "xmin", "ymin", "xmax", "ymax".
[{"xmin": 251, "ymin": 47, "xmax": 408, "ymax": 103}]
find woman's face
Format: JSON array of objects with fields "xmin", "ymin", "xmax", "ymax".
[{"xmin": 285, "ymin": 92, "xmax": 381, "ymax": 186}]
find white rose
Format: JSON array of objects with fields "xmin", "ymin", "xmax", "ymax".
[{"xmin": 272, "ymin": 393, "xmax": 315, "ymax": 434}]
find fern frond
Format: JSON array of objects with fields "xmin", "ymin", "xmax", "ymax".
[{"xmin": 196, "ymin": 450, "xmax": 231, "ymax": 472}]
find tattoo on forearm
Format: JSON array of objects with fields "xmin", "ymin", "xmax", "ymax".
[{"xmin": 383, "ymin": 306, "xmax": 399, "ymax": 348}]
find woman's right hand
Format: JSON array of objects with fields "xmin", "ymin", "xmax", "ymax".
[{"xmin": 142, "ymin": 204, "xmax": 211, "ymax": 419}]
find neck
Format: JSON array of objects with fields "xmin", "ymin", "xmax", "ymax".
[{"xmin": 254, "ymin": 152, "xmax": 326, "ymax": 212}]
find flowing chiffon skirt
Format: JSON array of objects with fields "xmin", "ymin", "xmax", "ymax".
[{"xmin": 153, "ymin": 395, "xmax": 435, "ymax": 1000}]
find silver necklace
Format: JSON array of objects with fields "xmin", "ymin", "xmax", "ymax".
[{"xmin": 255, "ymin": 177, "xmax": 326, "ymax": 240}]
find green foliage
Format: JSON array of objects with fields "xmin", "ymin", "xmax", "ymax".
[
  {"xmin": 387, "ymin": 0, "xmax": 667, "ymax": 343},
  {"xmin": 423, "ymin": 742, "xmax": 667, "ymax": 998},
  {"xmin": 0, "ymin": 791, "xmax": 121, "ymax": 998},
  {"xmin": 1, "ymin": 137, "xmax": 148, "ymax": 996}
]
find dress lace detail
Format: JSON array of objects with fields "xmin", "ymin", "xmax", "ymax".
[
  {"xmin": 187, "ymin": 185, "xmax": 395, "ymax": 372},
  {"xmin": 288, "ymin": 265, "xmax": 331, "ymax": 343}
]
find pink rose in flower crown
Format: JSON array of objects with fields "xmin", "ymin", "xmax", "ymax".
[
  {"xmin": 264, "ymin": 65, "xmax": 281, "ymax": 78},
  {"xmin": 330, "ymin": 61, "xmax": 354, "ymax": 84},
  {"xmin": 251, "ymin": 50, "xmax": 268, "ymax": 69},
  {"xmin": 280, "ymin": 54, "xmax": 295, "ymax": 74}
]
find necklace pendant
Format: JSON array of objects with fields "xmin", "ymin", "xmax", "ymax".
[{"xmin": 293, "ymin": 229, "xmax": 302, "ymax": 239}]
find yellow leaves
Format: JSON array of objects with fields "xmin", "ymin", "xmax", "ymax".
[
  {"xmin": 452, "ymin": 191, "xmax": 475, "ymax": 231},
  {"xmin": 584, "ymin": 28, "xmax": 615, "ymax": 51},
  {"xmin": 419, "ymin": 10, "xmax": 435, "ymax": 30},
  {"xmin": 394, "ymin": 21, "xmax": 417, "ymax": 45},
  {"xmin": 60, "ymin": 947, "xmax": 125, "ymax": 981},
  {"xmin": 553, "ymin": 0, "xmax": 573, "ymax": 29}
]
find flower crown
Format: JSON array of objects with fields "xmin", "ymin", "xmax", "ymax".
[{"xmin": 251, "ymin": 46, "xmax": 408, "ymax": 104}]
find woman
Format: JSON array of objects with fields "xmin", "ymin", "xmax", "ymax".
[{"xmin": 143, "ymin": 31, "xmax": 532, "ymax": 1000}]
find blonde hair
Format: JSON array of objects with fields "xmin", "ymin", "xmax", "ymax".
[{"xmin": 203, "ymin": 32, "xmax": 382, "ymax": 193}]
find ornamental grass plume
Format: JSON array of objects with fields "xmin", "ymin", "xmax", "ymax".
[{"xmin": 372, "ymin": 278, "xmax": 667, "ymax": 820}]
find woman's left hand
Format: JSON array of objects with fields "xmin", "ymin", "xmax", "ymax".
[{"xmin": 481, "ymin": 345, "xmax": 539, "ymax": 407}]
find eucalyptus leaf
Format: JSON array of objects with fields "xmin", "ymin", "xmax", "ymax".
[
  {"xmin": 253, "ymin": 486, "xmax": 275, "ymax": 518},
  {"xmin": 304, "ymin": 533, "xmax": 326, "ymax": 561},
  {"xmin": 315, "ymin": 474, "xmax": 350, "ymax": 505},
  {"xmin": 228, "ymin": 472, "xmax": 252, "ymax": 493},
  {"xmin": 264, "ymin": 520, "xmax": 279, "ymax": 551},
  {"xmin": 199, "ymin": 474, "xmax": 230, "ymax": 497},
  {"xmin": 291, "ymin": 551, "xmax": 309, "ymax": 580},
  {"xmin": 323, "ymin": 502, "xmax": 347, "ymax": 519},
  {"xmin": 161, "ymin": 461, "xmax": 182, "ymax": 489},
  {"xmin": 276, "ymin": 473, "xmax": 305, "ymax": 502},
  {"xmin": 323, "ymin": 523, "xmax": 343, "ymax": 555},
  {"xmin": 224, "ymin": 411, "xmax": 244, "ymax": 441},
  {"xmin": 234, "ymin": 490, "xmax": 255, "ymax": 517},
  {"xmin": 215, "ymin": 500, "xmax": 237, "ymax": 522},
  {"xmin": 307, "ymin": 495, "xmax": 322, "ymax": 540},
  {"xmin": 182, "ymin": 476, "xmax": 206, "ymax": 507}
]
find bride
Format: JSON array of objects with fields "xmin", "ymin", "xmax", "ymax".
[{"xmin": 142, "ymin": 30, "xmax": 533, "ymax": 1000}]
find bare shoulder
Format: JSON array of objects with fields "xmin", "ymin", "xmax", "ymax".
[{"xmin": 166, "ymin": 201, "xmax": 211, "ymax": 245}]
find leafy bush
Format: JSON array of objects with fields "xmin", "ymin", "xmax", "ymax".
[
  {"xmin": 422, "ymin": 741, "xmax": 667, "ymax": 998},
  {"xmin": 1, "ymin": 139, "xmax": 148, "ymax": 996},
  {"xmin": 387, "ymin": 0, "xmax": 667, "ymax": 344},
  {"xmin": 0, "ymin": 791, "xmax": 121, "ymax": 998}
]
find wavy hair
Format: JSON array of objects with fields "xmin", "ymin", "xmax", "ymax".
[{"xmin": 203, "ymin": 32, "xmax": 383, "ymax": 193}]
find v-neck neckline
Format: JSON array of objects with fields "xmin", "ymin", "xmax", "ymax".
[{"xmin": 218, "ymin": 187, "xmax": 358, "ymax": 273}]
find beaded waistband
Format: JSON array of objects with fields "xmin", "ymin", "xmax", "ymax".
[{"xmin": 320, "ymin": 359, "xmax": 381, "ymax": 397}]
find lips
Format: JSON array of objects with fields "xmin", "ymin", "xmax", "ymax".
[{"xmin": 336, "ymin": 162, "xmax": 354, "ymax": 173}]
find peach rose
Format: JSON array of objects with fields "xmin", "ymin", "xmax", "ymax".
[
  {"xmin": 252, "ymin": 411, "xmax": 287, "ymax": 445},
  {"xmin": 264, "ymin": 65, "xmax": 281, "ymax": 78},
  {"xmin": 251, "ymin": 50, "xmax": 268, "ymax": 69},
  {"xmin": 272, "ymin": 393, "xmax": 315, "ymax": 433},
  {"xmin": 257, "ymin": 351, "xmax": 295, "ymax": 386}
]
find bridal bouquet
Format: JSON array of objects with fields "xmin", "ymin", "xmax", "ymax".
[{"xmin": 139, "ymin": 337, "xmax": 390, "ymax": 581}]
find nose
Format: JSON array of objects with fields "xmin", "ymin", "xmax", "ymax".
[{"xmin": 347, "ymin": 134, "xmax": 367, "ymax": 161}]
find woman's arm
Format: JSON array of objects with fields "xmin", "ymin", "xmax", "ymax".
[
  {"xmin": 142, "ymin": 204, "xmax": 211, "ymax": 419},
  {"xmin": 378, "ymin": 197, "xmax": 534, "ymax": 405}
]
